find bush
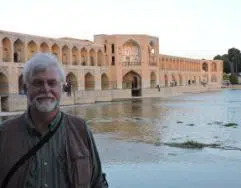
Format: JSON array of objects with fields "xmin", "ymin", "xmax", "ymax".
[
  {"xmin": 223, "ymin": 73, "xmax": 229, "ymax": 80},
  {"xmin": 229, "ymin": 74, "xmax": 238, "ymax": 84}
]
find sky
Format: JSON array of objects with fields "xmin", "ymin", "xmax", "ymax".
[{"xmin": 0, "ymin": 0, "xmax": 241, "ymax": 59}]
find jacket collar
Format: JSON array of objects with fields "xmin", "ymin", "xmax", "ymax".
[{"xmin": 24, "ymin": 108, "xmax": 61, "ymax": 137}]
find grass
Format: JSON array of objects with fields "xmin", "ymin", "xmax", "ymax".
[
  {"xmin": 154, "ymin": 138, "xmax": 161, "ymax": 146},
  {"xmin": 208, "ymin": 121, "xmax": 238, "ymax": 128},
  {"xmin": 223, "ymin": 123, "xmax": 238, "ymax": 127},
  {"xmin": 164, "ymin": 140, "xmax": 220, "ymax": 149}
]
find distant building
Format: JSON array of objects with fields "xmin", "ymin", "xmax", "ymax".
[{"xmin": 0, "ymin": 30, "xmax": 223, "ymax": 111}]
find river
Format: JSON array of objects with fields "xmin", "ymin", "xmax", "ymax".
[{"xmin": 1, "ymin": 88, "xmax": 241, "ymax": 187}]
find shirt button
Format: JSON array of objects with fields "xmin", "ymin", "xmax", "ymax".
[
  {"xmin": 44, "ymin": 162, "xmax": 48, "ymax": 166},
  {"xmin": 44, "ymin": 183, "xmax": 48, "ymax": 187}
]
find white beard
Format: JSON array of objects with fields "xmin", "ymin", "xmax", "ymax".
[{"xmin": 29, "ymin": 97, "xmax": 58, "ymax": 112}]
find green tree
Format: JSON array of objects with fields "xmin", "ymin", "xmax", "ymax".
[
  {"xmin": 214, "ymin": 54, "xmax": 232, "ymax": 73},
  {"xmin": 229, "ymin": 74, "xmax": 238, "ymax": 84},
  {"xmin": 213, "ymin": 47, "xmax": 241, "ymax": 74},
  {"xmin": 227, "ymin": 48, "xmax": 240, "ymax": 75}
]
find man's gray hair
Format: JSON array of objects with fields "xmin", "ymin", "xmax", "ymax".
[{"xmin": 22, "ymin": 52, "xmax": 65, "ymax": 85}]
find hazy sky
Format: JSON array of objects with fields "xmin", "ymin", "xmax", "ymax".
[{"xmin": 0, "ymin": 0, "xmax": 240, "ymax": 59}]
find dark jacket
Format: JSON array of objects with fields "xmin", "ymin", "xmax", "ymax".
[{"xmin": 0, "ymin": 112, "xmax": 108, "ymax": 188}]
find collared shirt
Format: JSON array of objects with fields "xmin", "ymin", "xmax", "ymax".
[{"xmin": 23, "ymin": 110, "xmax": 69, "ymax": 188}]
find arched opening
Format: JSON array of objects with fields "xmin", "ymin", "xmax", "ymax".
[
  {"xmin": 0, "ymin": 72, "xmax": 9, "ymax": 111},
  {"xmin": 72, "ymin": 46, "xmax": 79, "ymax": 65},
  {"xmin": 122, "ymin": 39, "xmax": 141, "ymax": 65},
  {"xmin": 14, "ymin": 52, "xmax": 18, "ymax": 63},
  {"xmin": 2, "ymin": 37, "xmax": 12, "ymax": 62},
  {"xmin": 122, "ymin": 71, "xmax": 142, "ymax": 96},
  {"xmin": 51, "ymin": 43, "xmax": 60, "ymax": 61},
  {"xmin": 149, "ymin": 41, "xmax": 155, "ymax": 54},
  {"xmin": 101, "ymin": 73, "xmax": 109, "ymax": 90},
  {"xmin": 150, "ymin": 72, "xmax": 156, "ymax": 88},
  {"xmin": 132, "ymin": 76, "xmax": 138, "ymax": 88},
  {"xmin": 171, "ymin": 75, "xmax": 177, "ymax": 87},
  {"xmin": 66, "ymin": 72, "xmax": 78, "ymax": 96},
  {"xmin": 97, "ymin": 50, "xmax": 104, "ymax": 66},
  {"xmin": 85, "ymin": 72, "xmax": 95, "ymax": 90},
  {"xmin": 40, "ymin": 42, "xmax": 50, "ymax": 52},
  {"xmin": 89, "ymin": 49, "xmax": 95, "ymax": 66},
  {"xmin": 62, "ymin": 45, "xmax": 70, "ymax": 65},
  {"xmin": 211, "ymin": 62, "xmax": 217, "ymax": 72},
  {"xmin": 0, "ymin": 72, "xmax": 8, "ymax": 95},
  {"xmin": 14, "ymin": 39, "xmax": 24, "ymax": 62},
  {"xmin": 81, "ymin": 48, "xmax": 88, "ymax": 66},
  {"xmin": 148, "ymin": 41, "xmax": 156, "ymax": 65},
  {"xmin": 202, "ymin": 62, "xmax": 208, "ymax": 72},
  {"xmin": 27, "ymin": 40, "xmax": 37, "ymax": 60}
]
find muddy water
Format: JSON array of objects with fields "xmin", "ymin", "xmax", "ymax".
[{"xmin": 1, "ymin": 89, "xmax": 241, "ymax": 187}]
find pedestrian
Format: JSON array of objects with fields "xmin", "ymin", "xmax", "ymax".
[
  {"xmin": 67, "ymin": 80, "xmax": 72, "ymax": 96},
  {"xmin": 156, "ymin": 84, "xmax": 160, "ymax": 92},
  {"xmin": 0, "ymin": 52, "xmax": 108, "ymax": 188}
]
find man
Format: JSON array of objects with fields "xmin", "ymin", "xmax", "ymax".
[{"xmin": 0, "ymin": 53, "xmax": 108, "ymax": 188}]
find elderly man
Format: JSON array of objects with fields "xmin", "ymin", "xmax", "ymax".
[{"xmin": 0, "ymin": 53, "xmax": 108, "ymax": 188}]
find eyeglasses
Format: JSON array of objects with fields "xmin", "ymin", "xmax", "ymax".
[{"xmin": 30, "ymin": 79, "xmax": 61, "ymax": 88}]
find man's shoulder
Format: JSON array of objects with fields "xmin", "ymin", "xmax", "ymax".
[{"xmin": 63, "ymin": 112, "xmax": 88, "ymax": 130}]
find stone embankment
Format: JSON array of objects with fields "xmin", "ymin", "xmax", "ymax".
[{"xmin": 0, "ymin": 85, "xmax": 223, "ymax": 115}]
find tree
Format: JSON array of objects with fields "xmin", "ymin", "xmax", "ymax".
[
  {"xmin": 229, "ymin": 74, "xmax": 238, "ymax": 84},
  {"xmin": 227, "ymin": 48, "xmax": 241, "ymax": 75},
  {"xmin": 213, "ymin": 47, "xmax": 241, "ymax": 74},
  {"xmin": 213, "ymin": 54, "xmax": 232, "ymax": 73}
]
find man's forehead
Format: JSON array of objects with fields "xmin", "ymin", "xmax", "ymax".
[{"xmin": 32, "ymin": 70, "xmax": 60, "ymax": 80}]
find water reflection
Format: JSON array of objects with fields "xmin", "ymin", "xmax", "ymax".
[
  {"xmin": 61, "ymin": 89, "xmax": 241, "ymax": 149},
  {"xmin": 62, "ymin": 99, "xmax": 169, "ymax": 145}
]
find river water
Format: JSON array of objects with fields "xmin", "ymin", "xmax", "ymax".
[{"xmin": 1, "ymin": 89, "xmax": 241, "ymax": 187}]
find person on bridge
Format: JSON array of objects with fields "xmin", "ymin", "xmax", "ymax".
[{"xmin": 0, "ymin": 52, "xmax": 108, "ymax": 188}]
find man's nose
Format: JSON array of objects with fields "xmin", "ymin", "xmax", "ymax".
[{"xmin": 40, "ymin": 82, "xmax": 51, "ymax": 92}]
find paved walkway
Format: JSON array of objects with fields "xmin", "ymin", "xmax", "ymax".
[{"xmin": 0, "ymin": 111, "xmax": 23, "ymax": 117}]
